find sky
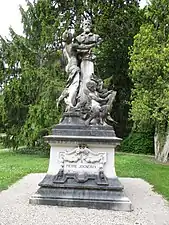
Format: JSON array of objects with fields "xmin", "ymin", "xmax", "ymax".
[{"xmin": 0, "ymin": 0, "xmax": 148, "ymax": 38}]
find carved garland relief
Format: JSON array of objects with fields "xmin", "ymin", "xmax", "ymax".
[{"xmin": 59, "ymin": 145, "xmax": 107, "ymax": 175}]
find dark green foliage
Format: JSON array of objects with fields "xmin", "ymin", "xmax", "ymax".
[
  {"xmin": 94, "ymin": 0, "xmax": 142, "ymax": 137},
  {"xmin": 0, "ymin": 0, "xmax": 65, "ymax": 149},
  {"xmin": 119, "ymin": 132, "xmax": 154, "ymax": 154},
  {"xmin": 0, "ymin": 0, "xmax": 143, "ymax": 151},
  {"xmin": 13, "ymin": 143, "xmax": 50, "ymax": 157}
]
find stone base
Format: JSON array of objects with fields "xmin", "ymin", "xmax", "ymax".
[
  {"xmin": 30, "ymin": 175, "xmax": 132, "ymax": 211},
  {"xmin": 30, "ymin": 115, "xmax": 132, "ymax": 211}
]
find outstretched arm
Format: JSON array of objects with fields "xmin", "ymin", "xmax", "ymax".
[{"xmin": 72, "ymin": 42, "xmax": 96, "ymax": 51}]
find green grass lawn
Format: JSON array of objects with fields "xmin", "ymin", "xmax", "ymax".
[
  {"xmin": 0, "ymin": 150, "xmax": 169, "ymax": 201},
  {"xmin": 116, "ymin": 153, "xmax": 169, "ymax": 201},
  {"xmin": 0, "ymin": 151, "xmax": 48, "ymax": 191}
]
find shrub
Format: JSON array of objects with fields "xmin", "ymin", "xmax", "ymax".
[
  {"xmin": 14, "ymin": 140, "xmax": 50, "ymax": 157},
  {"xmin": 119, "ymin": 131, "xmax": 154, "ymax": 155}
]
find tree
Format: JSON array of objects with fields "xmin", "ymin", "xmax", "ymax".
[
  {"xmin": 0, "ymin": 0, "xmax": 142, "ymax": 149},
  {"xmin": 0, "ymin": 0, "xmax": 65, "ymax": 149},
  {"xmin": 129, "ymin": 0, "xmax": 169, "ymax": 162},
  {"xmin": 93, "ymin": 0, "xmax": 142, "ymax": 137}
]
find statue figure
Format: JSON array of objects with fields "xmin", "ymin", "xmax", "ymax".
[
  {"xmin": 57, "ymin": 29, "xmax": 81, "ymax": 111},
  {"xmin": 83, "ymin": 79, "xmax": 116, "ymax": 125},
  {"xmin": 57, "ymin": 19, "xmax": 116, "ymax": 126},
  {"xmin": 74, "ymin": 19, "xmax": 102, "ymax": 106}
]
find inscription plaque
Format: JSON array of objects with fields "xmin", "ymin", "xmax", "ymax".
[{"xmin": 59, "ymin": 146, "xmax": 107, "ymax": 175}]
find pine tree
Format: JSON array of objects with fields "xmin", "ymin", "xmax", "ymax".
[{"xmin": 0, "ymin": 0, "xmax": 65, "ymax": 149}]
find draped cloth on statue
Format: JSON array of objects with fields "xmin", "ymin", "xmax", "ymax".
[{"xmin": 79, "ymin": 60, "xmax": 94, "ymax": 104}]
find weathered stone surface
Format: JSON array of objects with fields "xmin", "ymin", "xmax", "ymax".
[
  {"xmin": 44, "ymin": 114, "xmax": 121, "ymax": 146},
  {"xmin": 51, "ymin": 113, "xmax": 117, "ymax": 138},
  {"xmin": 39, "ymin": 174, "xmax": 123, "ymax": 190},
  {"xmin": 45, "ymin": 135, "xmax": 121, "ymax": 145},
  {"xmin": 30, "ymin": 176, "xmax": 132, "ymax": 211}
]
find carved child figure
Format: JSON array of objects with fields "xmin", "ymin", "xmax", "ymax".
[{"xmin": 84, "ymin": 80, "xmax": 112, "ymax": 125}]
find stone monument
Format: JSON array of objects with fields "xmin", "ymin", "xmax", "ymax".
[{"xmin": 29, "ymin": 19, "xmax": 132, "ymax": 211}]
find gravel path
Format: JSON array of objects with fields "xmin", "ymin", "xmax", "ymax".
[{"xmin": 0, "ymin": 174, "xmax": 169, "ymax": 225}]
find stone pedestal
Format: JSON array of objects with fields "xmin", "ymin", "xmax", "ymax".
[{"xmin": 30, "ymin": 114, "xmax": 132, "ymax": 211}]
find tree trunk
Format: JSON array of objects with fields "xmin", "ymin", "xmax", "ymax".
[{"xmin": 154, "ymin": 130, "xmax": 169, "ymax": 163}]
